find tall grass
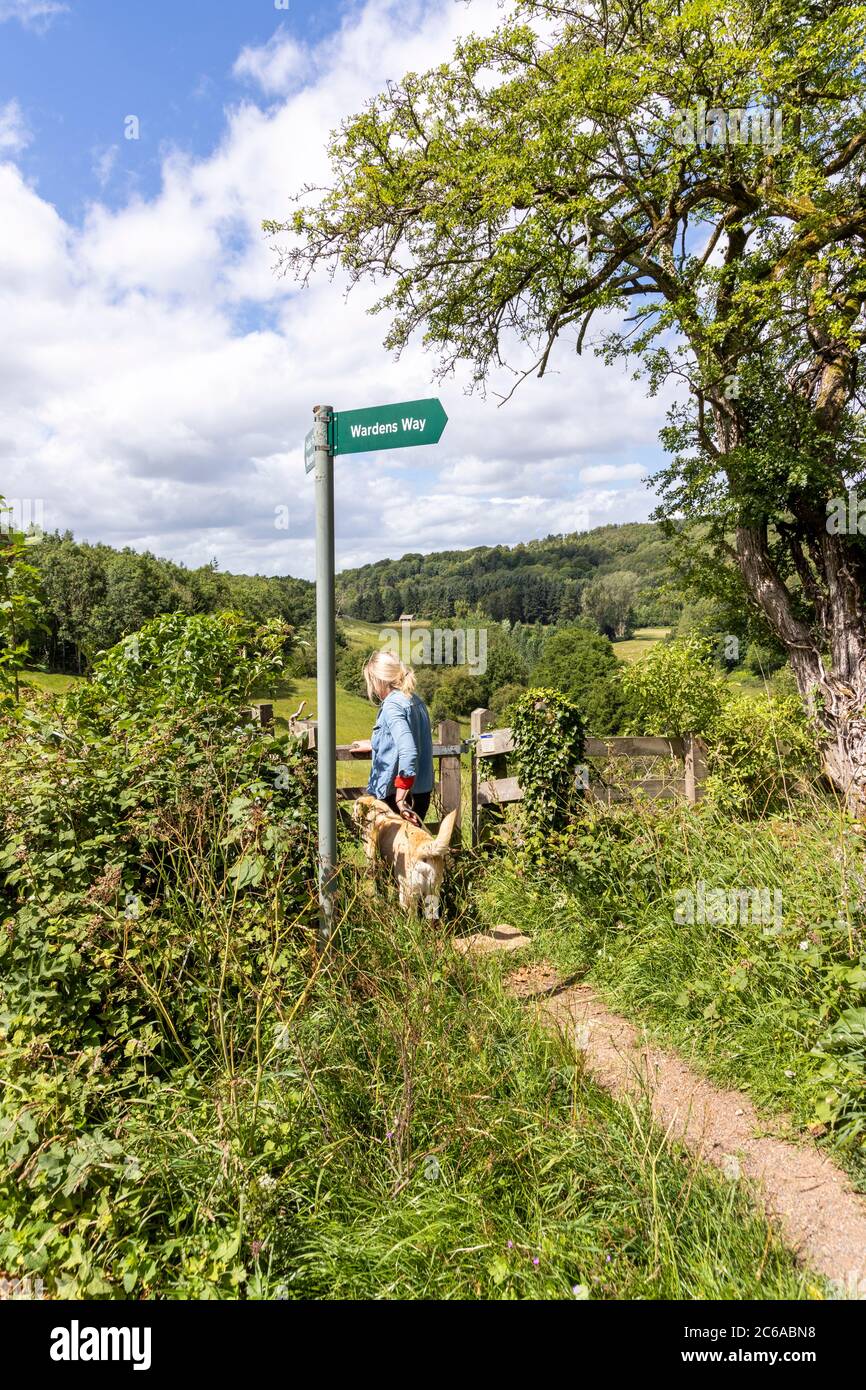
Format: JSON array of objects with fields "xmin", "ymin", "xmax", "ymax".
[
  {"xmin": 103, "ymin": 884, "xmax": 821, "ymax": 1300},
  {"xmin": 477, "ymin": 787, "xmax": 866, "ymax": 1182}
]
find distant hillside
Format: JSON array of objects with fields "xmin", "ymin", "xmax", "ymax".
[
  {"xmin": 335, "ymin": 522, "xmax": 682, "ymax": 627},
  {"xmin": 25, "ymin": 522, "xmax": 682, "ymax": 674},
  {"xmin": 28, "ymin": 533, "xmax": 315, "ymax": 674}
]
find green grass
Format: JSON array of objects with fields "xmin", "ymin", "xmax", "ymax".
[
  {"xmin": 272, "ymin": 676, "xmax": 375, "ymax": 744},
  {"xmin": 21, "ymin": 669, "xmax": 80, "ymax": 694},
  {"xmin": 613, "ymin": 626, "xmax": 671, "ymax": 664},
  {"xmin": 121, "ymin": 893, "xmax": 824, "ymax": 1299},
  {"xmin": 340, "ymin": 616, "xmax": 431, "ymax": 653},
  {"xmin": 726, "ymin": 666, "xmax": 772, "ymax": 693},
  {"xmin": 476, "ymin": 794, "xmax": 866, "ymax": 1186}
]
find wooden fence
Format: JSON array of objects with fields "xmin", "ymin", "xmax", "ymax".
[
  {"xmin": 469, "ymin": 707, "xmax": 707, "ymax": 847},
  {"xmin": 282, "ymin": 703, "xmax": 706, "ymax": 846},
  {"xmin": 288, "ymin": 710, "xmax": 464, "ymax": 835}
]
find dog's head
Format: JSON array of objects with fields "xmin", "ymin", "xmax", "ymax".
[{"xmin": 351, "ymin": 795, "xmax": 396, "ymax": 835}]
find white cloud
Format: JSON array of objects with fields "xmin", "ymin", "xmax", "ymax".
[
  {"xmin": 0, "ymin": 0, "xmax": 67, "ymax": 30},
  {"xmin": 0, "ymin": 98, "xmax": 31, "ymax": 153},
  {"xmin": 91, "ymin": 144, "xmax": 118, "ymax": 188},
  {"xmin": 579, "ymin": 462, "xmax": 646, "ymax": 484},
  {"xmin": 233, "ymin": 27, "xmax": 309, "ymax": 97},
  {"xmin": 0, "ymin": 0, "xmax": 671, "ymax": 580}
]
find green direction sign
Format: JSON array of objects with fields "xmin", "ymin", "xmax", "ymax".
[{"xmin": 332, "ymin": 398, "xmax": 447, "ymax": 456}]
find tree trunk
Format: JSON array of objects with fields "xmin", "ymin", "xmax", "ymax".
[
  {"xmin": 735, "ymin": 521, "xmax": 866, "ymax": 814},
  {"xmin": 817, "ymin": 702, "xmax": 866, "ymax": 814}
]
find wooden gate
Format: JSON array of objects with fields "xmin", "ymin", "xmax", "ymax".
[{"xmin": 469, "ymin": 707, "xmax": 707, "ymax": 847}]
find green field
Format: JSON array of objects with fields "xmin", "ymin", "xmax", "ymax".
[
  {"xmin": 612, "ymin": 626, "xmax": 670, "ymax": 663},
  {"xmin": 272, "ymin": 677, "xmax": 375, "ymax": 743},
  {"xmin": 21, "ymin": 670, "xmax": 79, "ymax": 695}
]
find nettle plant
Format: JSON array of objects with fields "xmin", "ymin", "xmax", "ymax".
[
  {"xmin": 509, "ymin": 687, "xmax": 586, "ymax": 850},
  {"xmin": 0, "ymin": 611, "xmax": 317, "ymax": 1295}
]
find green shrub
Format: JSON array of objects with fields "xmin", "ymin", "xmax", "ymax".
[
  {"xmin": 510, "ymin": 688, "xmax": 585, "ymax": 852},
  {"xmin": 620, "ymin": 635, "xmax": 723, "ymax": 737},
  {"xmin": 336, "ymin": 646, "xmax": 368, "ymax": 698},
  {"xmin": 621, "ymin": 635, "xmax": 818, "ymax": 813},
  {"xmin": 706, "ymin": 691, "xmax": 817, "ymax": 814},
  {"xmin": 744, "ymin": 640, "xmax": 788, "ymax": 677},
  {"xmin": 489, "ymin": 682, "xmax": 526, "ymax": 724},
  {"xmin": 531, "ymin": 626, "xmax": 632, "ymax": 734},
  {"xmin": 0, "ymin": 612, "xmax": 316, "ymax": 1295},
  {"xmin": 430, "ymin": 669, "xmax": 486, "ymax": 721}
]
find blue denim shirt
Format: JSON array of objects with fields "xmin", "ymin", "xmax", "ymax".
[{"xmin": 367, "ymin": 691, "xmax": 434, "ymax": 799}]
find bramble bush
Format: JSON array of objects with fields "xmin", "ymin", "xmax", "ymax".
[{"xmin": 0, "ymin": 612, "xmax": 317, "ymax": 1295}]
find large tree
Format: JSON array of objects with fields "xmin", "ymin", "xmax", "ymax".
[{"xmin": 268, "ymin": 0, "xmax": 866, "ymax": 808}]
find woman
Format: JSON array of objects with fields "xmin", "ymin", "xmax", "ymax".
[{"xmin": 352, "ymin": 651, "xmax": 434, "ymax": 825}]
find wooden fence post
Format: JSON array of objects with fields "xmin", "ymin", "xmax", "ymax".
[
  {"xmin": 437, "ymin": 719, "xmax": 462, "ymax": 833},
  {"xmin": 290, "ymin": 719, "xmax": 317, "ymax": 751},
  {"xmin": 240, "ymin": 703, "xmax": 274, "ymax": 731},
  {"xmin": 684, "ymin": 734, "xmax": 707, "ymax": 804},
  {"xmin": 254, "ymin": 702, "xmax": 274, "ymax": 732},
  {"xmin": 470, "ymin": 708, "xmax": 491, "ymax": 738},
  {"xmin": 470, "ymin": 708, "xmax": 490, "ymax": 847}
]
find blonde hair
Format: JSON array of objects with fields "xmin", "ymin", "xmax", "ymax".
[{"xmin": 363, "ymin": 649, "xmax": 417, "ymax": 702}]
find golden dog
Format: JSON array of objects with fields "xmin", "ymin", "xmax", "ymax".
[{"xmin": 352, "ymin": 796, "xmax": 457, "ymax": 921}]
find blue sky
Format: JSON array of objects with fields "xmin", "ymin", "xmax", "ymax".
[
  {"xmin": 0, "ymin": 0, "xmax": 669, "ymax": 579},
  {"xmin": 1, "ymin": 1, "xmax": 344, "ymax": 218}
]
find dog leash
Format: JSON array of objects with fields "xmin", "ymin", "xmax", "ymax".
[{"xmin": 398, "ymin": 791, "xmax": 421, "ymax": 825}]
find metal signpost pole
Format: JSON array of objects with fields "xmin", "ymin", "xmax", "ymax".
[
  {"xmin": 312, "ymin": 404, "xmax": 337, "ymax": 951},
  {"xmin": 304, "ymin": 395, "xmax": 447, "ymax": 954}
]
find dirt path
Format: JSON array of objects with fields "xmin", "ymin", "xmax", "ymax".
[{"xmin": 509, "ymin": 965, "xmax": 866, "ymax": 1295}]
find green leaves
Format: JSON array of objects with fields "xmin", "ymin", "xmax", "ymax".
[
  {"xmin": 0, "ymin": 612, "xmax": 318, "ymax": 1296},
  {"xmin": 0, "ymin": 496, "xmax": 44, "ymax": 702},
  {"xmin": 510, "ymin": 687, "xmax": 586, "ymax": 852},
  {"xmin": 228, "ymin": 854, "xmax": 266, "ymax": 891},
  {"xmin": 71, "ymin": 610, "xmax": 289, "ymax": 724},
  {"xmin": 621, "ymin": 635, "xmax": 723, "ymax": 738}
]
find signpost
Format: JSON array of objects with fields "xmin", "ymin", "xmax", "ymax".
[
  {"xmin": 307, "ymin": 397, "xmax": 448, "ymax": 950},
  {"xmin": 332, "ymin": 398, "xmax": 447, "ymax": 456},
  {"xmin": 304, "ymin": 428, "xmax": 317, "ymax": 474}
]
